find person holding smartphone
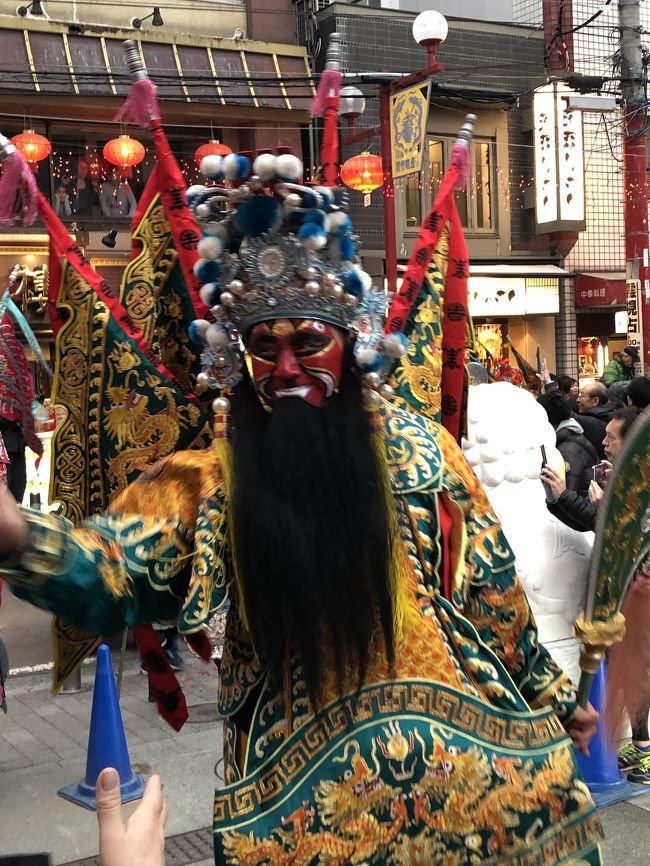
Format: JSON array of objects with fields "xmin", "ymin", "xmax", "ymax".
[{"xmin": 540, "ymin": 407, "xmax": 640, "ymax": 531}]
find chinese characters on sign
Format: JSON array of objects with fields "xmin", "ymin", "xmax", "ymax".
[
  {"xmin": 626, "ymin": 279, "xmax": 644, "ymax": 371},
  {"xmin": 533, "ymin": 83, "xmax": 586, "ymax": 232},
  {"xmin": 390, "ymin": 82, "xmax": 431, "ymax": 179}
]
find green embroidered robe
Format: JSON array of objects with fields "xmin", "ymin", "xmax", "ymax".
[{"xmin": 1, "ymin": 402, "xmax": 603, "ymax": 866}]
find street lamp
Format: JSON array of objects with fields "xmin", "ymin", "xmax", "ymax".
[
  {"xmin": 412, "ymin": 10, "xmax": 448, "ymax": 72},
  {"xmin": 338, "ymin": 86, "xmax": 366, "ymax": 135},
  {"xmin": 379, "ymin": 11, "xmax": 448, "ymax": 292}
]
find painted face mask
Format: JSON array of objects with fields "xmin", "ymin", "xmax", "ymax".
[{"xmin": 246, "ymin": 318, "xmax": 345, "ymax": 409}]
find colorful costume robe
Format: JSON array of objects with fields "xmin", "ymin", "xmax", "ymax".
[{"xmin": 1, "ymin": 402, "xmax": 603, "ymax": 865}]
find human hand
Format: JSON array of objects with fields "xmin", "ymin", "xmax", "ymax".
[
  {"xmin": 600, "ymin": 459, "xmax": 613, "ymax": 480},
  {"xmin": 566, "ymin": 702, "xmax": 599, "ymax": 757},
  {"xmin": 0, "ymin": 485, "xmax": 29, "ymax": 560},
  {"xmin": 97, "ymin": 768, "xmax": 167, "ymax": 866},
  {"xmin": 588, "ymin": 480, "xmax": 604, "ymax": 505},
  {"xmin": 540, "ymin": 465, "xmax": 566, "ymax": 500},
  {"xmin": 537, "ymin": 357, "xmax": 551, "ymax": 386}
]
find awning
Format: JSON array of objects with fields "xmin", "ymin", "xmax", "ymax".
[
  {"xmin": 469, "ymin": 264, "xmax": 572, "ymax": 277},
  {"xmin": 575, "ymin": 271, "xmax": 626, "ymax": 307},
  {"xmin": 0, "ymin": 22, "xmax": 312, "ymax": 111}
]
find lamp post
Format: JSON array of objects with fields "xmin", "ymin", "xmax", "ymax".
[{"xmin": 340, "ymin": 11, "xmax": 449, "ymax": 294}]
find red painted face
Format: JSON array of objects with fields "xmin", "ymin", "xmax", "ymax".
[{"xmin": 247, "ymin": 318, "xmax": 345, "ymax": 408}]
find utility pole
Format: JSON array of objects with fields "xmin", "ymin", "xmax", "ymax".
[{"xmin": 619, "ymin": 0, "xmax": 650, "ymax": 373}]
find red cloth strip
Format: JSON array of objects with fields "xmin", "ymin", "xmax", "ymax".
[
  {"xmin": 384, "ymin": 162, "xmax": 468, "ymax": 442},
  {"xmin": 132, "ymin": 625, "xmax": 188, "ymax": 731},
  {"xmin": 132, "ymin": 124, "xmax": 209, "ymax": 322}
]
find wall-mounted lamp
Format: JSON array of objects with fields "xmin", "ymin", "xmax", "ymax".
[
  {"xmin": 17, "ymin": 0, "xmax": 44, "ymax": 16},
  {"xmin": 131, "ymin": 6, "xmax": 163, "ymax": 28},
  {"xmin": 102, "ymin": 229, "xmax": 118, "ymax": 249}
]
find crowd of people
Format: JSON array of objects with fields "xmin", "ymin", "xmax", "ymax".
[{"xmin": 538, "ymin": 352, "xmax": 650, "ymax": 784}]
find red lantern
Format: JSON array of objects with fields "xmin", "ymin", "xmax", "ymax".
[
  {"xmin": 11, "ymin": 129, "xmax": 51, "ymax": 168},
  {"xmin": 340, "ymin": 152, "xmax": 383, "ymax": 194},
  {"xmin": 103, "ymin": 134, "xmax": 145, "ymax": 176},
  {"xmin": 194, "ymin": 140, "xmax": 232, "ymax": 166}
]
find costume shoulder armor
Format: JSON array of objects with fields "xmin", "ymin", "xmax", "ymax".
[
  {"xmin": 109, "ymin": 446, "xmax": 223, "ymax": 519},
  {"xmin": 379, "ymin": 401, "xmax": 443, "ymax": 494}
]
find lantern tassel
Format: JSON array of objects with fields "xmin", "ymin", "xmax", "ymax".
[
  {"xmin": 0, "ymin": 134, "xmax": 38, "ymax": 226},
  {"xmin": 311, "ymin": 69, "xmax": 342, "ymax": 118},
  {"xmin": 114, "ymin": 77, "xmax": 161, "ymax": 127},
  {"xmin": 449, "ymin": 114, "xmax": 476, "ymax": 190}
]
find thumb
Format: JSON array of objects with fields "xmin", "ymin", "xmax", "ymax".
[{"xmin": 96, "ymin": 768, "xmax": 125, "ymax": 843}]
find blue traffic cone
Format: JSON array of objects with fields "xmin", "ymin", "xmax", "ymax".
[
  {"xmin": 576, "ymin": 660, "xmax": 647, "ymax": 808},
  {"xmin": 58, "ymin": 644, "xmax": 145, "ymax": 810}
]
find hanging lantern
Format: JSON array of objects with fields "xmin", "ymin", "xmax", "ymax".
[
  {"xmin": 194, "ymin": 140, "xmax": 232, "ymax": 166},
  {"xmin": 10, "ymin": 129, "xmax": 51, "ymax": 169},
  {"xmin": 103, "ymin": 134, "xmax": 145, "ymax": 177},
  {"xmin": 340, "ymin": 152, "xmax": 383, "ymax": 206}
]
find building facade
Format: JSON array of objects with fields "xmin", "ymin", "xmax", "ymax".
[
  {"xmin": 309, "ymin": 2, "xmax": 571, "ymax": 374},
  {"xmin": 515, "ymin": 0, "xmax": 647, "ymax": 379},
  {"xmin": 0, "ymin": 0, "xmax": 311, "ymax": 385}
]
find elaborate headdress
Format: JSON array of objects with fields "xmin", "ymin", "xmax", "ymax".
[
  {"xmin": 185, "ymin": 153, "xmax": 409, "ymax": 398},
  {"xmin": 184, "ymin": 32, "xmax": 410, "ymax": 403}
]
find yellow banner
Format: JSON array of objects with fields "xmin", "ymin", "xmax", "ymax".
[{"xmin": 390, "ymin": 81, "xmax": 431, "ymax": 179}]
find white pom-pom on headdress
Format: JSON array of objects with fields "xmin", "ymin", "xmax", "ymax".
[
  {"xmin": 197, "ymin": 235, "xmax": 224, "ymax": 261},
  {"xmin": 206, "ymin": 323, "xmax": 230, "ymax": 348},
  {"xmin": 253, "ymin": 153, "xmax": 277, "ymax": 181},
  {"xmin": 275, "ymin": 153, "xmax": 302, "ymax": 181},
  {"xmin": 200, "ymin": 155, "xmax": 224, "ymax": 179}
]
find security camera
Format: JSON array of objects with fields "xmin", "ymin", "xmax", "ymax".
[{"xmin": 232, "ymin": 28, "xmax": 246, "ymax": 40}]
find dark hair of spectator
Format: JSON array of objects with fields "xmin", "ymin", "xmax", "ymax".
[
  {"xmin": 612, "ymin": 406, "xmax": 642, "ymax": 438},
  {"xmin": 627, "ymin": 376, "xmax": 650, "ymax": 410},
  {"xmin": 538, "ymin": 391, "xmax": 571, "ymax": 428},
  {"xmin": 556, "ymin": 375, "xmax": 577, "ymax": 395}
]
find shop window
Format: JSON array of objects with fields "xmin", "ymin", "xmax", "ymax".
[{"xmin": 401, "ymin": 135, "xmax": 496, "ymax": 235}]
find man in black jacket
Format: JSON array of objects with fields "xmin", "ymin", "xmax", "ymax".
[
  {"xmin": 575, "ymin": 381, "xmax": 615, "ymax": 460},
  {"xmin": 540, "ymin": 407, "xmax": 641, "ymax": 532},
  {"xmin": 538, "ymin": 391, "xmax": 598, "ymax": 497}
]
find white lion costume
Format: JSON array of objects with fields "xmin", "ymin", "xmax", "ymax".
[{"xmin": 462, "ymin": 381, "xmax": 593, "ymax": 681}]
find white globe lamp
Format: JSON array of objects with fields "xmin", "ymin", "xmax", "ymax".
[{"xmin": 412, "ymin": 10, "xmax": 448, "ymax": 70}]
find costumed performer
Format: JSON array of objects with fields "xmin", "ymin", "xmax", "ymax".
[{"xmin": 0, "ymin": 154, "xmax": 601, "ymax": 865}]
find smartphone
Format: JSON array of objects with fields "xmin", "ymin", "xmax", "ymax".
[
  {"xmin": 593, "ymin": 463, "xmax": 606, "ymax": 486},
  {"xmin": 540, "ymin": 445, "xmax": 554, "ymax": 501}
]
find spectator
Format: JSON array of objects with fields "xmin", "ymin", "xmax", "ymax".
[
  {"xmin": 65, "ymin": 158, "xmax": 99, "ymax": 218},
  {"xmin": 538, "ymin": 390, "xmax": 598, "ymax": 497},
  {"xmin": 607, "ymin": 381, "xmax": 629, "ymax": 408},
  {"xmin": 540, "ymin": 407, "xmax": 641, "ymax": 532},
  {"xmin": 575, "ymin": 381, "xmax": 615, "ymax": 460},
  {"xmin": 602, "ymin": 345, "xmax": 638, "ymax": 386},
  {"xmin": 100, "ymin": 170, "xmax": 137, "ymax": 219},
  {"xmin": 556, "ymin": 374, "xmax": 579, "ymax": 412},
  {"xmin": 627, "ymin": 375, "xmax": 650, "ymax": 410},
  {"xmin": 53, "ymin": 185, "xmax": 71, "ymax": 218}
]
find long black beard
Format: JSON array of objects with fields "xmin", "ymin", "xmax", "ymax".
[{"xmin": 229, "ymin": 366, "xmax": 395, "ymax": 706}]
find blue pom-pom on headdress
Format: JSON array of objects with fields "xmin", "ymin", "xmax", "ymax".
[
  {"xmin": 298, "ymin": 221, "xmax": 327, "ymax": 250},
  {"xmin": 343, "ymin": 269, "xmax": 364, "ymax": 297},
  {"xmin": 304, "ymin": 208, "xmax": 326, "ymax": 228},
  {"xmin": 236, "ymin": 196, "xmax": 283, "ymax": 237},
  {"xmin": 339, "ymin": 235, "xmax": 356, "ymax": 262},
  {"xmin": 194, "ymin": 259, "xmax": 220, "ymax": 284}
]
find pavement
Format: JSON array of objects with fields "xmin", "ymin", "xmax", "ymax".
[
  {"xmin": 0, "ymin": 632, "xmax": 222, "ymax": 865},
  {"xmin": 2, "ymin": 599, "xmax": 650, "ymax": 865}
]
